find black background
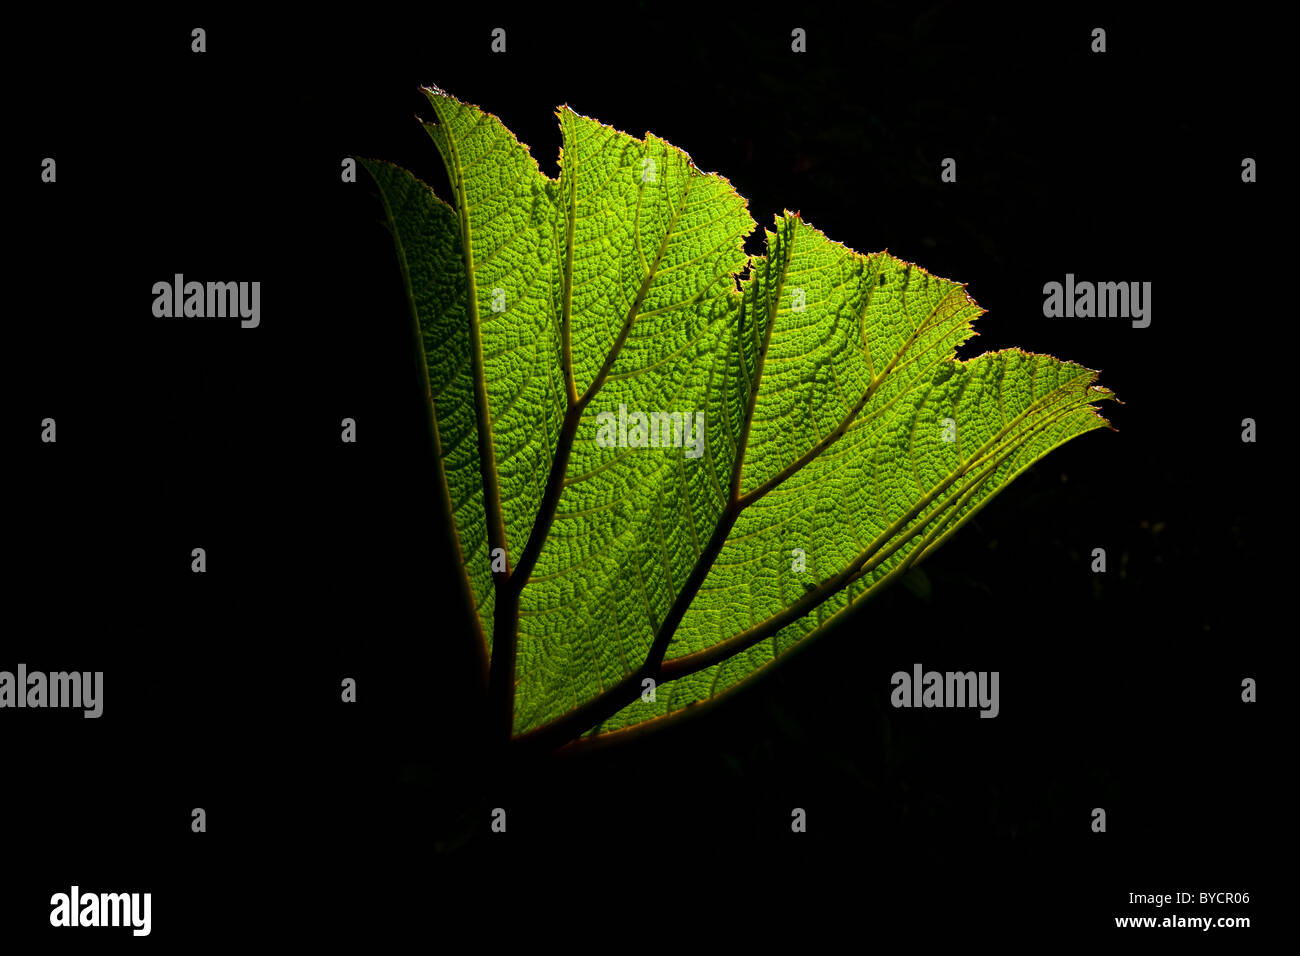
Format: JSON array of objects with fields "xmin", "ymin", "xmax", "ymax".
[{"xmin": 10, "ymin": 2, "xmax": 1280, "ymax": 945}]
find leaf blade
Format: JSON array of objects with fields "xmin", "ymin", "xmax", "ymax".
[{"xmin": 368, "ymin": 92, "xmax": 1118, "ymax": 747}]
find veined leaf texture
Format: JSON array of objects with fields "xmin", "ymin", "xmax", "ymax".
[{"xmin": 360, "ymin": 88, "xmax": 1115, "ymax": 748}]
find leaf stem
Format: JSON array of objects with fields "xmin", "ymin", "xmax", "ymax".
[{"xmin": 490, "ymin": 142, "xmax": 696, "ymax": 741}]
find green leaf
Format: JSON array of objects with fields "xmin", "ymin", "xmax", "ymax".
[{"xmin": 360, "ymin": 88, "xmax": 1117, "ymax": 750}]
